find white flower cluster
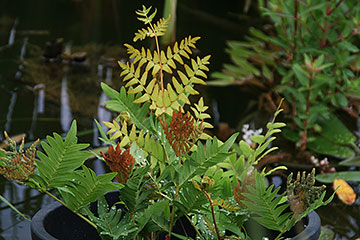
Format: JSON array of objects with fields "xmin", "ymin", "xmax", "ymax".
[
  {"xmin": 310, "ymin": 156, "xmax": 335, "ymax": 173},
  {"xmin": 242, "ymin": 124, "xmax": 263, "ymax": 145}
]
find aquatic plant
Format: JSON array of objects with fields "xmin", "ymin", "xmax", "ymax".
[
  {"xmin": 0, "ymin": 5, "xmax": 335, "ymax": 240},
  {"xmin": 210, "ymin": 0, "xmax": 360, "ymax": 158}
]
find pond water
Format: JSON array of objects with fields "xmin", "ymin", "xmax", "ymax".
[{"xmin": 0, "ymin": 0, "xmax": 359, "ymax": 239}]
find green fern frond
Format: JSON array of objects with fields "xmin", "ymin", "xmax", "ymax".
[
  {"xmin": 241, "ymin": 171, "xmax": 293, "ymax": 232},
  {"xmin": 82, "ymin": 196, "xmax": 137, "ymax": 239},
  {"xmin": 135, "ymin": 5, "xmax": 154, "ymax": 24},
  {"xmin": 101, "ymin": 83, "xmax": 152, "ymax": 133},
  {"xmin": 190, "ymin": 97, "xmax": 214, "ymax": 136},
  {"xmin": 133, "ymin": 5, "xmax": 170, "ymax": 42},
  {"xmin": 220, "ymin": 101, "xmax": 286, "ymax": 186},
  {"xmin": 59, "ymin": 166, "xmax": 123, "ymax": 212},
  {"xmin": 102, "ymin": 118, "xmax": 165, "ymax": 163},
  {"xmin": 34, "ymin": 121, "xmax": 92, "ymax": 189},
  {"xmin": 120, "ymin": 166, "xmax": 150, "ymax": 212},
  {"xmin": 177, "ymin": 133, "xmax": 238, "ymax": 186},
  {"xmin": 174, "ymin": 182, "xmax": 208, "ymax": 215},
  {"xmin": 133, "ymin": 199, "xmax": 170, "ymax": 237}
]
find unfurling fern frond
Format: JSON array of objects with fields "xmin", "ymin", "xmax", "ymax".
[{"xmin": 34, "ymin": 121, "xmax": 92, "ymax": 189}]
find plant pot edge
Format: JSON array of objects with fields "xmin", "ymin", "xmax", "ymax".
[
  {"xmin": 31, "ymin": 202, "xmax": 61, "ymax": 240},
  {"xmin": 31, "ymin": 199, "xmax": 322, "ymax": 240}
]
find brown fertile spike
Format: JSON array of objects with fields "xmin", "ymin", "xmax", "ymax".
[
  {"xmin": 287, "ymin": 168, "xmax": 326, "ymax": 217},
  {"xmin": 101, "ymin": 143, "xmax": 135, "ymax": 183},
  {"xmin": 0, "ymin": 138, "xmax": 39, "ymax": 184},
  {"xmin": 160, "ymin": 107, "xmax": 203, "ymax": 157}
]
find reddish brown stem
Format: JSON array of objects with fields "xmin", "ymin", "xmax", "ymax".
[
  {"xmin": 320, "ymin": 21, "xmax": 329, "ymax": 48},
  {"xmin": 202, "ymin": 190, "xmax": 221, "ymax": 240},
  {"xmin": 327, "ymin": 24, "xmax": 360, "ymax": 47},
  {"xmin": 293, "ymin": 0, "xmax": 298, "ymax": 53},
  {"xmin": 290, "ymin": 0, "xmax": 299, "ymax": 126},
  {"xmin": 327, "ymin": 0, "xmax": 344, "ymax": 16},
  {"xmin": 300, "ymin": 70, "xmax": 314, "ymax": 151}
]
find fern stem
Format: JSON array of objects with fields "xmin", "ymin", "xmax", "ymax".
[
  {"xmin": 201, "ymin": 190, "xmax": 221, "ymax": 240},
  {"xmin": 44, "ymin": 190, "xmax": 98, "ymax": 230},
  {"xmin": 184, "ymin": 214, "xmax": 205, "ymax": 240},
  {"xmin": 149, "ymin": 22, "xmax": 164, "ymax": 91},
  {"xmin": 168, "ymin": 185, "xmax": 180, "ymax": 239},
  {"xmin": 0, "ymin": 194, "xmax": 30, "ymax": 220},
  {"xmin": 274, "ymin": 214, "xmax": 295, "ymax": 240}
]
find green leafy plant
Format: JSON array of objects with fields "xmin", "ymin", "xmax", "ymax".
[
  {"xmin": 0, "ymin": 5, "xmax": 335, "ymax": 240},
  {"xmin": 210, "ymin": 0, "xmax": 360, "ymax": 158}
]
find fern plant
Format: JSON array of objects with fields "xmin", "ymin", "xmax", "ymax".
[{"xmin": 0, "ymin": 5, "xmax": 335, "ymax": 240}]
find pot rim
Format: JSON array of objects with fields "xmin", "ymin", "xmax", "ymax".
[
  {"xmin": 31, "ymin": 202, "xmax": 61, "ymax": 240},
  {"xmin": 292, "ymin": 211, "xmax": 321, "ymax": 240}
]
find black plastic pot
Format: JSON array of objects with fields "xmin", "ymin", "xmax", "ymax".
[
  {"xmin": 31, "ymin": 192, "xmax": 320, "ymax": 240},
  {"xmin": 31, "ymin": 192, "xmax": 195, "ymax": 240},
  {"xmin": 31, "ymin": 192, "xmax": 122, "ymax": 240}
]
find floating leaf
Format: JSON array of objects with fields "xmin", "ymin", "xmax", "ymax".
[{"xmin": 333, "ymin": 179, "xmax": 356, "ymax": 205}]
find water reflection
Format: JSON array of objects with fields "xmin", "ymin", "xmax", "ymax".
[
  {"xmin": 0, "ymin": 179, "xmax": 52, "ymax": 239},
  {"xmin": 60, "ymin": 74, "xmax": 72, "ymax": 132},
  {"xmin": 93, "ymin": 67, "xmax": 112, "ymax": 147},
  {"xmin": 29, "ymin": 84, "xmax": 45, "ymax": 139},
  {"xmin": 4, "ymin": 92, "xmax": 17, "ymax": 133},
  {"xmin": 7, "ymin": 18, "xmax": 18, "ymax": 46},
  {"xmin": 19, "ymin": 37, "xmax": 28, "ymax": 61}
]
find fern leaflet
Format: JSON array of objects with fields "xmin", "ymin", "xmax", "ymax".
[
  {"xmin": 82, "ymin": 196, "xmax": 137, "ymax": 239},
  {"xmin": 241, "ymin": 171, "xmax": 292, "ymax": 232},
  {"xmin": 35, "ymin": 121, "xmax": 92, "ymax": 188},
  {"xmin": 101, "ymin": 83, "xmax": 152, "ymax": 133},
  {"xmin": 59, "ymin": 166, "xmax": 123, "ymax": 212}
]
